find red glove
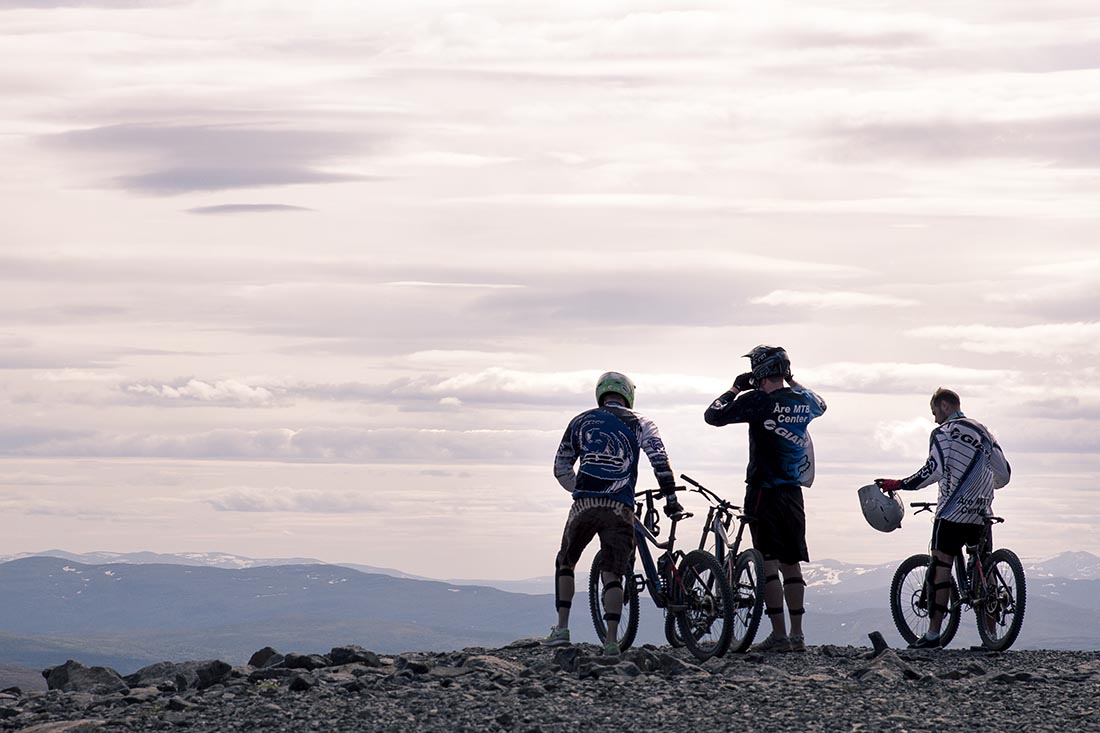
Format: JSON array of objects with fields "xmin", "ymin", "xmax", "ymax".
[{"xmin": 875, "ymin": 478, "xmax": 901, "ymax": 492}]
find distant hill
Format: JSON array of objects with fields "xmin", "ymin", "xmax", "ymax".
[{"xmin": 1, "ymin": 550, "xmax": 1097, "ymax": 674}]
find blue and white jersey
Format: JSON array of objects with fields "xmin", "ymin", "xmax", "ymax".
[
  {"xmin": 897, "ymin": 415, "xmax": 1011, "ymax": 525},
  {"xmin": 553, "ymin": 404, "xmax": 676, "ymax": 507},
  {"xmin": 704, "ymin": 385, "xmax": 827, "ymax": 489}
]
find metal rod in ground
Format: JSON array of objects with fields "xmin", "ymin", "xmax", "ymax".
[{"xmin": 868, "ymin": 631, "xmax": 890, "ymax": 655}]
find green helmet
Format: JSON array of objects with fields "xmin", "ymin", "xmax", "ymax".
[{"xmin": 595, "ymin": 371, "xmax": 636, "ymax": 408}]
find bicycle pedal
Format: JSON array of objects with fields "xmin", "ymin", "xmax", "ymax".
[{"xmin": 632, "ymin": 574, "xmax": 646, "ymax": 594}]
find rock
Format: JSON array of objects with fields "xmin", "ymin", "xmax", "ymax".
[
  {"xmin": 462, "ymin": 655, "xmax": 526, "ymax": 677},
  {"xmin": 42, "ymin": 661, "xmax": 129, "ymax": 696},
  {"xmin": 289, "ymin": 674, "xmax": 316, "ymax": 692},
  {"xmin": 851, "ymin": 650, "xmax": 922, "ymax": 683},
  {"xmin": 329, "ymin": 645, "xmax": 382, "ymax": 667},
  {"xmin": 166, "ymin": 696, "xmax": 195, "ymax": 712},
  {"xmin": 124, "ymin": 660, "xmax": 232, "ymax": 692},
  {"xmin": 248, "ymin": 647, "xmax": 282, "ymax": 668},
  {"xmin": 283, "ymin": 653, "xmax": 332, "ymax": 671},
  {"xmin": 17, "ymin": 721, "xmax": 109, "ymax": 732},
  {"xmin": 396, "ymin": 656, "xmax": 433, "ymax": 674}
]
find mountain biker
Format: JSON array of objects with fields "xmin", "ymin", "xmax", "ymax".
[
  {"xmin": 704, "ymin": 346, "xmax": 826, "ymax": 653},
  {"xmin": 876, "ymin": 387, "xmax": 1011, "ymax": 649},
  {"xmin": 545, "ymin": 371, "xmax": 683, "ymax": 656}
]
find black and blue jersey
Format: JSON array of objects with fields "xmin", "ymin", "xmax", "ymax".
[
  {"xmin": 704, "ymin": 385, "xmax": 826, "ymax": 490},
  {"xmin": 554, "ymin": 404, "xmax": 676, "ymax": 507}
]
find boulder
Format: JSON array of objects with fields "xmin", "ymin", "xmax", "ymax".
[
  {"xmin": 248, "ymin": 647, "xmax": 282, "ymax": 668},
  {"xmin": 42, "ymin": 661, "xmax": 128, "ymax": 696},
  {"xmin": 282, "ymin": 653, "xmax": 331, "ymax": 671},
  {"xmin": 329, "ymin": 646, "xmax": 381, "ymax": 667},
  {"xmin": 123, "ymin": 660, "xmax": 232, "ymax": 692}
]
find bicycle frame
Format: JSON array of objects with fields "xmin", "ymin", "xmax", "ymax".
[
  {"xmin": 914, "ymin": 503, "xmax": 1002, "ymax": 613},
  {"xmin": 631, "ymin": 489, "xmax": 690, "ymax": 609},
  {"xmin": 681, "ymin": 473, "xmax": 752, "ymax": 567}
]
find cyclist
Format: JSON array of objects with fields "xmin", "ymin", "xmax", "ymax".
[
  {"xmin": 876, "ymin": 387, "xmax": 1011, "ymax": 648},
  {"xmin": 545, "ymin": 371, "xmax": 683, "ymax": 656},
  {"xmin": 704, "ymin": 345, "xmax": 826, "ymax": 653}
]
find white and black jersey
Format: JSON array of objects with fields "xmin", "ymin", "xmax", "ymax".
[{"xmin": 897, "ymin": 414, "xmax": 1011, "ymax": 525}]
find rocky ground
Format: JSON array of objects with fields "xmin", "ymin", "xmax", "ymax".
[{"xmin": 1, "ymin": 638, "xmax": 1098, "ymax": 733}]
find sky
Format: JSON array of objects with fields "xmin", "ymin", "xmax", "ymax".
[{"xmin": 2, "ymin": 0, "xmax": 1099, "ymax": 580}]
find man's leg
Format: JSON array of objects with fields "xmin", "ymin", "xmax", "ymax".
[
  {"xmin": 927, "ymin": 550, "xmax": 954, "ymax": 635},
  {"xmin": 600, "ymin": 570, "xmax": 623, "ymax": 641},
  {"xmin": 780, "ymin": 561, "xmax": 806, "ymax": 638},
  {"xmin": 555, "ymin": 562, "xmax": 575, "ymax": 630},
  {"xmin": 762, "ymin": 558, "xmax": 787, "ymax": 638}
]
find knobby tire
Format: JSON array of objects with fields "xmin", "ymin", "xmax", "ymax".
[
  {"xmin": 974, "ymin": 548, "xmax": 1026, "ymax": 651},
  {"xmin": 588, "ymin": 549, "xmax": 640, "ymax": 651},
  {"xmin": 890, "ymin": 553, "xmax": 961, "ymax": 647}
]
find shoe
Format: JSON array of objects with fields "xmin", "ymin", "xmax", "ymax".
[
  {"xmin": 789, "ymin": 634, "xmax": 807, "ymax": 653},
  {"xmin": 750, "ymin": 632, "xmax": 792, "ymax": 653},
  {"xmin": 909, "ymin": 633, "xmax": 942, "ymax": 649},
  {"xmin": 602, "ymin": 640, "xmax": 621, "ymax": 656},
  {"xmin": 542, "ymin": 626, "xmax": 571, "ymax": 646}
]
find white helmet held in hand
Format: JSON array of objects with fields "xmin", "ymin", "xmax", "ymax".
[{"xmin": 858, "ymin": 484, "xmax": 905, "ymax": 532}]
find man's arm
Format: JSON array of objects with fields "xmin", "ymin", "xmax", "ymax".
[
  {"xmin": 704, "ymin": 386, "xmax": 772, "ymax": 427},
  {"xmin": 879, "ymin": 432, "xmax": 942, "ymax": 492},
  {"xmin": 989, "ymin": 436, "xmax": 1011, "ymax": 489},
  {"xmin": 637, "ymin": 415, "xmax": 676, "ymax": 494},
  {"xmin": 553, "ymin": 420, "xmax": 578, "ymax": 492}
]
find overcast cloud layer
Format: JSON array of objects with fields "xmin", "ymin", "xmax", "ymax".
[{"xmin": 2, "ymin": 0, "xmax": 1099, "ymax": 578}]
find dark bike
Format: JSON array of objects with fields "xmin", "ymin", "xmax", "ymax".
[
  {"xmin": 890, "ymin": 502, "xmax": 1026, "ymax": 651},
  {"xmin": 671, "ymin": 474, "xmax": 765, "ymax": 653},
  {"xmin": 589, "ymin": 487, "xmax": 735, "ymax": 660}
]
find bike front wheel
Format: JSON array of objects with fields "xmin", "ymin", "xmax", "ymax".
[
  {"xmin": 673, "ymin": 549, "xmax": 735, "ymax": 660},
  {"xmin": 727, "ymin": 548, "xmax": 765, "ymax": 653},
  {"xmin": 974, "ymin": 548, "xmax": 1026, "ymax": 651},
  {"xmin": 890, "ymin": 553, "xmax": 961, "ymax": 647},
  {"xmin": 588, "ymin": 550, "xmax": 640, "ymax": 651}
]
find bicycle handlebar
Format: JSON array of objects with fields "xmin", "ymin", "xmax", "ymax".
[{"xmin": 678, "ymin": 473, "xmax": 742, "ymax": 512}]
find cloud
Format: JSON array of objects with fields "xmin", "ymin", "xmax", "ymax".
[
  {"xmin": 751, "ymin": 290, "xmax": 919, "ymax": 309},
  {"xmin": 44, "ymin": 123, "xmax": 381, "ymax": 194},
  {"xmin": 803, "ymin": 362, "xmax": 1019, "ymax": 395},
  {"xmin": 186, "ymin": 204, "xmax": 314, "ymax": 215},
  {"xmin": 828, "ymin": 115, "xmax": 1100, "ymax": 167},
  {"xmin": 123, "ymin": 379, "xmax": 279, "ymax": 407},
  {"xmin": 0, "ymin": 425, "xmax": 553, "ymax": 464},
  {"xmin": 908, "ymin": 322, "xmax": 1100, "ymax": 356},
  {"xmin": 203, "ymin": 486, "xmax": 380, "ymax": 513}
]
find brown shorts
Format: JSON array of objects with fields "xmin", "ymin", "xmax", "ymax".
[{"xmin": 555, "ymin": 499, "xmax": 636, "ymax": 577}]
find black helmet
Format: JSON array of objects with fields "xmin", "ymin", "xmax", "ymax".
[{"xmin": 743, "ymin": 345, "xmax": 791, "ymax": 380}]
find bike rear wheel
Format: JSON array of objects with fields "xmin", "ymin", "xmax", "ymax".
[
  {"xmin": 663, "ymin": 611, "xmax": 684, "ymax": 647},
  {"xmin": 727, "ymin": 548, "xmax": 765, "ymax": 653},
  {"xmin": 974, "ymin": 548, "xmax": 1026, "ymax": 651},
  {"xmin": 890, "ymin": 553, "xmax": 961, "ymax": 647},
  {"xmin": 673, "ymin": 549, "xmax": 735, "ymax": 660},
  {"xmin": 588, "ymin": 550, "xmax": 640, "ymax": 651}
]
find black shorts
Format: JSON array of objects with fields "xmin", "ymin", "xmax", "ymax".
[
  {"xmin": 556, "ymin": 499, "xmax": 636, "ymax": 577},
  {"xmin": 932, "ymin": 518, "xmax": 988, "ymax": 557},
  {"xmin": 744, "ymin": 483, "xmax": 809, "ymax": 564}
]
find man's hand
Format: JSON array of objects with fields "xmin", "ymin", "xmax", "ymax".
[
  {"xmin": 733, "ymin": 372, "xmax": 755, "ymax": 392},
  {"xmin": 875, "ymin": 478, "xmax": 901, "ymax": 492},
  {"xmin": 663, "ymin": 497, "xmax": 684, "ymax": 518}
]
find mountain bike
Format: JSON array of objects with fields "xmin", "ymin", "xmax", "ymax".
[
  {"xmin": 890, "ymin": 502, "xmax": 1026, "ymax": 651},
  {"xmin": 589, "ymin": 487, "xmax": 735, "ymax": 660},
  {"xmin": 668, "ymin": 474, "xmax": 764, "ymax": 653}
]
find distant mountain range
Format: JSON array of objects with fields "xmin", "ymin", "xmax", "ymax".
[{"xmin": 0, "ymin": 550, "xmax": 1097, "ymax": 683}]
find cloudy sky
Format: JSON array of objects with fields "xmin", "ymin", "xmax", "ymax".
[{"xmin": 2, "ymin": 0, "xmax": 1099, "ymax": 579}]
